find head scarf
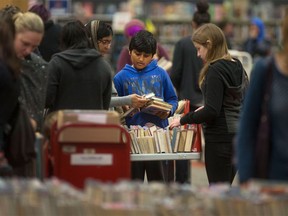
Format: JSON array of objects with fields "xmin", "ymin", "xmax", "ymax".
[
  {"xmin": 90, "ymin": 19, "xmax": 100, "ymax": 50},
  {"xmin": 251, "ymin": 17, "xmax": 265, "ymax": 42}
]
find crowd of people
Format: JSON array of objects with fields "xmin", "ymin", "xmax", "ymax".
[{"xmin": 0, "ymin": 0, "xmax": 287, "ymax": 187}]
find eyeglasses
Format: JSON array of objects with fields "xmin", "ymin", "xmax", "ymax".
[{"xmin": 97, "ymin": 39, "xmax": 112, "ymax": 45}]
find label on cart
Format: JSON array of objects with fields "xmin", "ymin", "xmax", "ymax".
[
  {"xmin": 77, "ymin": 114, "xmax": 107, "ymax": 124},
  {"xmin": 71, "ymin": 154, "xmax": 112, "ymax": 165}
]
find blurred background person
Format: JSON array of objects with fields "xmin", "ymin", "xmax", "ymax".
[
  {"xmin": 169, "ymin": 0, "xmax": 210, "ymax": 184},
  {"xmin": 242, "ymin": 17, "xmax": 272, "ymax": 62},
  {"xmin": 236, "ymin": 8, "xmax": 288, "ymax": 185},
  {"xmin": 29, "ymin": 3, "xmax": 62, "ymax": 62},
  {"xmin": 45, "ymin": 20, "xmax": 112, "ymax": 113},
  {"xmin": 218, "ymin": 19, "xmax": 234, "ymax": 50}
]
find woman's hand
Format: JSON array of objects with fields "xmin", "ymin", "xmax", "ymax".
[
  {"xmin": 169, "ymin": 117, "xmax": 181, "ymax": 129},
  {"xmin": 130, "ymin": 94, "xmax": 148, "ymax": 108}
]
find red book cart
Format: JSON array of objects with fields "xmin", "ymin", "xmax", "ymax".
[{"xmin": 47, "ymin": 122, "xmax": 131, "ymax": 189}]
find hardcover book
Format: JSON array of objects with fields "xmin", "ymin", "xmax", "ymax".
[{"xmin": 121, "ymin": 93, "xmax": 172, "ymax": 118}]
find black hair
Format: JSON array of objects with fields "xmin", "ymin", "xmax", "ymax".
[
  {"xmin": 60, "ymin": 20, "xmax": 90, "ymax": 50},
  {"xmin": 193, "ymin": 0, "xmax": 211, "ymax": 26},
  {"xmin": 129, "ymin": 30, "xmax": 157, "ymax": 56},
  {"xmin": 97, "ymin": 21, "xmax": 113, "ymax": 40}
]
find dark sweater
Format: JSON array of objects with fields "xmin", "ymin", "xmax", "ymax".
[
  {"xmin": 0, "ymin": 61, "xmax": 20, "ymax": 149},
  {"xmin": 38, "ymin": 20, "xmax": 62, "ymax": 62},
  {"xmin": 170, "ymin": 36, "xmax": 203, "ymax": 108},
  {"xmin": 180, "ymin": 58, "xmax": 247, "ymax": 142},
  {"xmin": 45, "ymin": 48, "xmax": 112, "ymax": 112}
]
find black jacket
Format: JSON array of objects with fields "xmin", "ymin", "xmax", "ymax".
[
  {"xmin": 0, "ymin": 61, "xmax": 20, "ymax": 149},
  {"xmin": 181, "ymin": 58, "xmax": 248, "ymax": 142},
  {"xmin": 45, "ymin": 48, "xmax": 112, "ymax": 112}
]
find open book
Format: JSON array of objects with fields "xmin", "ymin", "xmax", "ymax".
[{"xmin": 122, "ymin": 93, "xmax": 172, "ymax": 119}]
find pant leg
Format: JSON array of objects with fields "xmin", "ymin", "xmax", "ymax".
[
  {"xmin": 205, "ymin": 141, "xmax": 236, "ymax": 185},
  {"xmin": 145, "ymin": 161, "xmax": 165, "ymax": 181},
  {"xmin": 131, "ymin": 161, "xmax": 145, "ymax": 180},
  {"xmin": 162, "ymin": 160, "xmax": 175, "ymax": 183},
  {"xmin": 175, "ymin": 160, "xmax": 190, "ymax": 183}
]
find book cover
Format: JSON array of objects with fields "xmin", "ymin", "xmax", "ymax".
[
  {"xmin": 184, "ymin": 129, "xmax": 195, "ymax": 152},
  {"xmin": 177, "ymin": 130, "xmax": 187, "ymax": 152}
]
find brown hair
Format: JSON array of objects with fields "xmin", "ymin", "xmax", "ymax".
[
  {"xmin": 192, "ymin": 0, "xmax": 211, "ymax": 27},
  {"xmin": 0, "ymin": 12, "xmax": 20, "ymax": 78},
  {"xmin": 192, "ymin": 23, "xmax": 231, "ymax": 86}
]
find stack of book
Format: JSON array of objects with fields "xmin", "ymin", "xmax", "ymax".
[
  {"xmin": 122, "ymin": 93, "xmax": 172, "ymax": 119},
  {"xmin": 128, "ymin": 124, "xmax": 198, "ymax": 154}
]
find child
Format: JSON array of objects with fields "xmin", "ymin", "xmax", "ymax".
[{"xmin": 114, "ymin": 30, "xmax": 178, "ymax": 182}]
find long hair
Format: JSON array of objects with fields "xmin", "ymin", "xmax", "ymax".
[
  {"xmin": 0, "ymin": 12, "xmax": 20, "ymax": 78},
  {"xmin": 192, "ymin": 23, "xmax": 231, "ymax": 87},
  {"xmin": 60, "ymin": 20, "xmax": 90, "ymax": 50}
]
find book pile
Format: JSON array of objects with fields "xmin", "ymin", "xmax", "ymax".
[
  {"xmin": 122, "ymin": 93, "xmax": 172, "ymax": 119},
  {"xmin": 140, "ymin": 99, "xmax": 172, "ymax": 115},
  {"xmin": 127, "ymin": 124, "xmax": 199, "ymax": 154}
]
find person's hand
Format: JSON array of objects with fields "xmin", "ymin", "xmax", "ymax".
[
  {"xmin": 30, "ymin": 118, "xmax": 37, "ymax": 131},
  {"xmin": 130, "ymin": 94, "xmax": 149, "ymax": 108},
  {"xmin": 169, "ymin": 117, "xmax": 181, "ymax": 129}
]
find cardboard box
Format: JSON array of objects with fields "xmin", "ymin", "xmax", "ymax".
[{"xmin": 56, "ymin": 110, "xmax": 121, "ymax": 143}]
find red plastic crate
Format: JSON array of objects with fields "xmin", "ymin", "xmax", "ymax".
[{"xmin": 47, "ymin": 122, "xmax": 131, "ymax": 189}]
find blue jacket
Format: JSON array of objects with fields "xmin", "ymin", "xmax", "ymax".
[
  {"xmin": 114, "ymin": 59, "xmax": 178, "ymax": 128},
  {"xmin": 236, "ymin": 56, "xmax": 288, "ymax": 183}
]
